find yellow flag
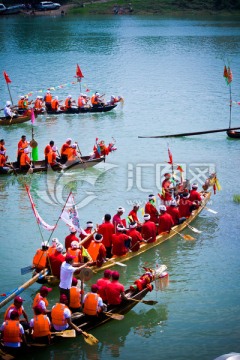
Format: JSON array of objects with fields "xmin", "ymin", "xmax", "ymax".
[
  {"xmin": 140, "ymin": 208, "xmax": 145, "ymax": 216},
  {"xmin": 215, "ymin": 178, "xmax": 222, "ymax": 191}
]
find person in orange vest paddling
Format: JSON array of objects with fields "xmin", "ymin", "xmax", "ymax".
[
  {"xmin": 44, "ymin": 90, "xmax": 52, "ymax": 111},
  {"xmin": 4, "ymin": 296, "xmax": 29, "ymax": 329},
  {"xmin": 0, "ymin": 310, "xmax": 27, "ymax": 354},
  {"xmin": 82, "ymin": 284, "xmax": 105, "ymax": 318},
  {"xmin": 87, "ymin": 233, "xmax": 107, "ymax": 268},
  {"xmin": 69, "ymin": 277, "xmax": 82, "ymax": 313},
  {"xmin": 17, "ymin": 135, "xmax": 28, "ymax": 167},
  {"xmin": 29, "ymin": 305, "xmax": 51, "ymax": 344},
  {"xmin": 32, "ymin": 286, "xmax": 52, "ymax": 315}
]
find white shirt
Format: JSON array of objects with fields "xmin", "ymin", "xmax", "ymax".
[
  {"xmin": 59, "ymin": 261, "xmax": 76, "ymax": 289},
  {"xmin": 4, "ymin": 106, "xmax": 13, "ymax": 117}
]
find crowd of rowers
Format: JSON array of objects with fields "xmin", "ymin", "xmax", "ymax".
[
  {"xmin": 32, "ymin": 177, "xmax": 204, "ymax": 278},
  {"xmin": 0, "ymin": 136, "xmax": 116, "ymax": 173},
  {"xmin": 2, "ymin": 91, "xmax": 123, "ymax": 118}
]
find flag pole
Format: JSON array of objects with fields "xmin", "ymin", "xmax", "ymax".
[
  {"xmin": 6, "ymin": 82, "xmax": 13, "ymax": 105},
  {"xmin": 25, "ymin": 185, "xmax": 45, "ymax": 243},
  {"xmin": 46, "ymin": 191, "xmax": 72, "ymax": 244},
  {"xmin": 229, "ymin": 83, "xmax": 232, "ymax": 128}
]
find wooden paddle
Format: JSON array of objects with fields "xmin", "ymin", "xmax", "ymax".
[
  {"xmin": 78, "ymin": 328, "xmax": 99, "ymax": 345},
  {"xmin": 108, "ymin": 259, "xmax": 127, "ymax": 267},
  {"xmin": 129, "ymin": 298, "xmax": 158, "ymax": 306},
  {"xmin": 205, "ymin": 207, "xmax": 218, "ymax": 214},
  {"xmin": 51, "ymin": 329, "xmax": 76, "ymax": 338},
  {"xmin": 103, "ymin": 312, "xmax": 124, "ymax": 320},
  {"xmin": 171, "ymin": 228, "xmax": 195, "ymax": 241},
  {"xmin": 0, "ymin": 349, "xmax": 14, "ymax": 360}
]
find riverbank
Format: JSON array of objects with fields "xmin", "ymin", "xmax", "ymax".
[{"xmin": 20, "ymin": 0, "xmax": 240, "ymax": 17}]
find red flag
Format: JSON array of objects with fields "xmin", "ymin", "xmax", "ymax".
[
  {"xmin": 168, "ymin": 148, "xmax": 173, "ymax": 165},
  {"xmin": 3, "ymin": 71, "xmax": 11, "ymax": 84},
  {"xmin": 76, "ymin": 64, "xmax": 84, "ymax": 78},
  {"xmin": 223, "ymin": 65, "xmax": 228, "ymax": 78}
]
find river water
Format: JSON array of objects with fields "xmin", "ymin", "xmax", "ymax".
[{"xmin": 0, "ymin": 13, "xmax": 240, "ymax": 360}]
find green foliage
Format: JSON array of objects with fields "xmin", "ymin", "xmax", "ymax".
[{"xmin": 233, "ymin": 194, "xmax": 240, "ymax": 203}]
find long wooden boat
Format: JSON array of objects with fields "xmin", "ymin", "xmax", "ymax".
[
  {"xmin": 0, "ymin": 266, "xmax": 167, "ymax": 359},
  {"xmin": 46, "ymin": 104, "xmax": 117, "ymax": 115},
  {"xmin": 2, "ymin": 155, "xmax": 105, "ymax": 175},
  {"xmin": 41, "ymin": 191, "xmax": 211, "ymax": 287},
  {"xmin": 0, "ymin": 114, "xmax": 32, "ymax": 126},
  {"xmin": 227, "ymin": 129, "xmax": 240, "ymax": 139}
]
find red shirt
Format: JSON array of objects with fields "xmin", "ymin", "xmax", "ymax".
[
  {"xmin": 158, "ymin": 212, "xmax": 174, "ymax": 234},
  {"xmin": 112, "ymin": 214, "xmax": 124, "ymax": 231},
  {"xmin": 106, "ymin": 280, "xmax": 125, "ymax": 305},
  {"xmin": 80, "ymin": 228, "xmax": 93, "ymax": 249},
  {"xmin": 112, "ymin": 233, "xmax": 129, "ymax": 256},
  {"xmin": 141, "ymin": 221, "xmax": 156, "ymax": 243},
  {"xmin": 145, "ymin": 202, "xmax": 158, "ymax": 223},
  {"xmin": 179, "ymin": 198, "xmax": 193, "ymax": 218},
  {"xmin": 96, "ymin": 277, "xmax": 111, "ymax": 301},
  {"xmin": 98, "ymin": 221, "xmax": 114, "ymax": 248},
  {"xmin": 161, "ymin": 179, "xmax": 173, "ymax": 201},
  {"xmin": 48, "ymin": 251, "xmax": 65, "ymax": 278},
  {"xmin": 65, "ymin": 233, "xmax": 79, "ymax": 250},
  {"xmin": 44, "ymin": 144, "xmax": 51, "ymax": 157},
  {"xmin": 166, "ymin": 206, "xmax": 181, "ymax": 225},
  {"xmin": 127, "ymin": 228, "xmax": 143, "ymax": 252},
  {"xmin": 128, "ymin": 210, "xmax": 139, "ymax": 223},
  {"xmin": 189, "ymin": 190, "xmax": 202, "ymax": 203}
]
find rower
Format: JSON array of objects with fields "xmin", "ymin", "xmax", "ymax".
[
  {"xmin": 97, "ymin": 214, "xmax": 115, "ymax": 259},
  {"xmin": 48, "ymin": 243, "xmax": 65, "ymax": 279},
  {"xmin": 18, "ymin": 95, "xmax": 25, "ymax": 113},
  {"xmin": 107, "ymin": 95, "xmax": 122, "ymax": 106},
  {"xmin": 161, "ymin": 173, "xmax": 174, "ymax": 205},
  {"xmin": 48, "ymin": 238, "xmax": 60, "ymax": 256},
  {"xmin": 4, "ymin": 101, "xmax": 16, "ymax": 119},
  {"xmin": 65, "ymin": 226, "xmax": 79, "ymax": 251},
  {"xmin": 51, "ymin": 294, "xmax": 82, "ymax": 333},
  {"xmin": 23, "ymin": 95, "xmax": 30, "ymax": 111},
  {"xmin": 128, "ymin": 204, "xmax": 142, "ymax": 229},
  {"xmin": 60, "ymin": 138, "xmax": 73, "ymax": 164},
  {"xmin": 29, "ymin": 305, "xmax": 51, "ymax": 344},
  {"xmin": 20, "ymin": 147, "xmax": 32, "ymax": 171},
  {"xmin": 112, "ymin": 224, "xmax": 132, "ymax": 256},
  {"xmin": 65, "ymin": 94, "xmax": 75, "ymax": 109},
  {"xmin": 4, "ymin": 296, "xmax": 29, "ymax": 327},
  {"xmin": 127, "ymin": 221, "xmax": 143, "ymax": 252},
  {"xmin": 17, "ymin": 135, "xmax": 28, "ymax": 167},
  {"xmin": 166, "ymin": 200, "xmax": 186, "ymax": 225},
  {"xmin": 79, "ymin": 221, "xmax": 95, "ymax": 248},
  {"xmin": 105, "ymin": 271, "xmax": 127, "ymax": 308},
  {"xmin": 47, "ymin": 145, "xmax": 61, "ymax": 169},
  {"xmin": 32, "ymin": 241, "xmax": 49, "ymax": 272},
  {"xmin": 83, "ymin": 284, "xmax": 105, "ymax": 318},
  {"xmin": 44, "ymin": 90, "xmax": 52, "ymax": 111},
  {"xmin": 69, "ymin": 277, "xmax": 82, "ymax": 313},
  {"xmin": 44, "ymin": 140, "xmax": 54, "ymax": 167},
  {"xmin": 96, "ymin": 269, "xmax": 112, "ymax": 304},
  {"xmin": 0, "ymin": 146, "xmax": 10, "ymax": 174},
  {"xmin": 0, "ymin": 310, "xmax": 27, "ymax": 354},
  {"xmin": 87, "ymin": 233, "xmax": 107, "ymax": 268},
  {"xmin": 189, "ymin": 183, "xmax": 203, "ymax": 207},
  {"xmin": 157, "ymin": 205, "xmax": 174, "ymax": 235},
  {"xmin": 34, "ymin": 96, "xmax": 44, "ymax": 112},
  {"xmin": 141, "ymin": 213, "xmax": 156, "ymax": 243},
  {"xmin": 67, "ymin": 241, "xmax": 81, "ymax": 265},
  {"xmin": 145, "ymin": 194, "xmax": 159, "ymax": 224},
  {"xmin": 179, "ymin": 191, "xmax": 195, "ymax": 218},
  {"xmin": 51, "ymin": 96, "xmax": 60, "ymax": 111},
  {"xmin": 32, "ymin": 286, "xmax": 52, "ymax": 315},
  {"xmin": 112, "ymin": 206, "xmax": 125, "ymax": 232}
]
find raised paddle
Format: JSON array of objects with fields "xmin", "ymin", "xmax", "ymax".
[
  {"xmin": 129, "ymin": 298, "xmax": 158, "ymax": 306},
  {"xmin": 103, "ymin": 312, "xmax": 124, "ymax": 320},
  {"xmin": 78, "ymin": 328, "xmax": 99, "ymax": 345},
  {"xmin": 187, "ymin": 224, "xmax": 202, "ymax": 234}
]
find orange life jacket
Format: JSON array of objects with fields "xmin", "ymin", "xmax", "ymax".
[
  {"xmin": 4, "ymin": 305, "xmax": 23, "ymax": 321},
  {"xmin": 47, "ymin": 151, "xmax": 57, "ymax": 165},
  {"xmin": 51, "ymin": 99, "xmax": 58, "ymax": 110},
  {"xmin": 45, "ymin": 94, "xmax": 52, "ymax": 103},
  {"xmin": 69, "ymin": 287, "xmax": 81, "ymax": 308},
  {"xmin": 3, "ymin": 320, "xmax": 21, "ymax": 343},
  {"xmin": 67, "ymin": 248, "xmax": 80, "ymax": 264},
  {"xmin": 48, "ymin": 245, "xmax": 57, "ymax": 255},
  {"xmin": 32, "ymin": 314, "xmax": 50, "ymax": 338},
  {"xmin": 0, "ymin": 154, "xmax": 6, "ymax": 167},
  {"xmin": 51, "ymin": 303, "xmax": 71, "ymax": 327},
  {"xmin": 18, "ymin": 99, "xmax": 24, "ymax": 109},
  {"xmin": 91, "ymin": 95, "xmax": 98, "ymax": 105},
  {"xmin": 34, "ymin": 99, "xmax": 42, "ymax": 110},
  {"xmin": 32, "ymin": 249, "xmax": 48, "ymax": 270},
  {"xmin": 44, "ymin": 145, "xmax": 51, "ymax": 157},
  {"xmin": 83, "ymin": 293, "xmax": 99, "ymax": 316},
  {"xmin": 65, "ymin": 98, "xmax": 71, "ymax": 108},
  {"xmin": 61, "ymin": 144, "xmax": 71, "ymax": 157},
  {"xmin": 20, "ymin": 153, "xmax": 30, "ymax": 167},
  {"xmin": 18, "ymin": 140, "xmax": 28, "ymax": 155},
  {"xmin": 78, "ymin": 97, "xmax": 84, "ymax": 107},
  {"xmin": 87, "ymin": 241, "xmax": 102, "ymax": 261},
  {"xmin": 32, "ymin": 293, "xmax": 49, "ymax": 309}
]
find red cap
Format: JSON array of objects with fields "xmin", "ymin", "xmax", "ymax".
[
  {"xmin": 104, "ymin": 269, "xmax": 113, "ymax": 278},
  {"xmin": 33, "ymin": 305, "xmax": 44, "ymax": 314},
  {"xmin": 111, "ymin": 271, "xmax": 120, "ymax": 280},
  {"xmin": 40, "ymin": 286, "xmax": 52, "ymax": 294},
  {"xmin": 60, "ymin": 294, "xmax": 68, "ymax": 303},
  {"xmin": 14, "ymin": 296, "xmax": 24, "ymax": 304},
  {"xmin": 72, "ymin": 277, "xmax": 78, "ymax": 286},
  {"xmin": 65, "ymin": 255, "xmax": 75, "ymax": 262},
  {"xmin": 91, "ymin": 284, "xmax": 99, "ymax": 293}
]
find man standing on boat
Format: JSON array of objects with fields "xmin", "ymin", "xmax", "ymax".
[
  {"xmin": 65, "ymin": 226, "xmax": 79, "ymax": 250},
  {"xmin": 48, "ymin": 243, "xmax": 65, "ymax": 279},
  {"xmin": 161, "ymin": 173, "xmax": 174, "ymax": 205},
  {"xmin": 44, "ymin": 90, "xmax": 52, "ymax": 111},
  {"xmin": 141, "ymin": 214, "xmax": 156, "ymax": 243},
  {"xmin": 17, "ymin": 135, "xmax": 28, "ymax": 167},
  {"xmin": 98, "ymin": 214, "xmax": 115, "ymax": 258},
  {"xmin": 145, "ymin": 195, "xmax": 159, "ymax": 224},
  {"xmin": 79, "ymin": 221, "xmax": 94, "ymax": 249},
  {"xmin": 112, "ymin": 207, "xmax": 126, "ymax": 232}
]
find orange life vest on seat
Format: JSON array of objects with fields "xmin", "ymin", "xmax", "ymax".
[
  {"xmin": 32, "ymin": 249, "xmax": 48, "ymax": 270},
  {"xmin": 83, "ymin": 293, "xmax": 99, "ymax": 316},
  {"xmin": 3, "ymin": 320, "xmax": 21, "ymax": 343},
  {"xmin": 32, "ymin": 314, "xmax": 50, "ymax": 338},
  {"xmin": 69, "ymin": 287, "xmax": 81, "ymax": 308},
  {"xmin": 51, "ymin": 303, "xmax": 71, "ymax": 327}
]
